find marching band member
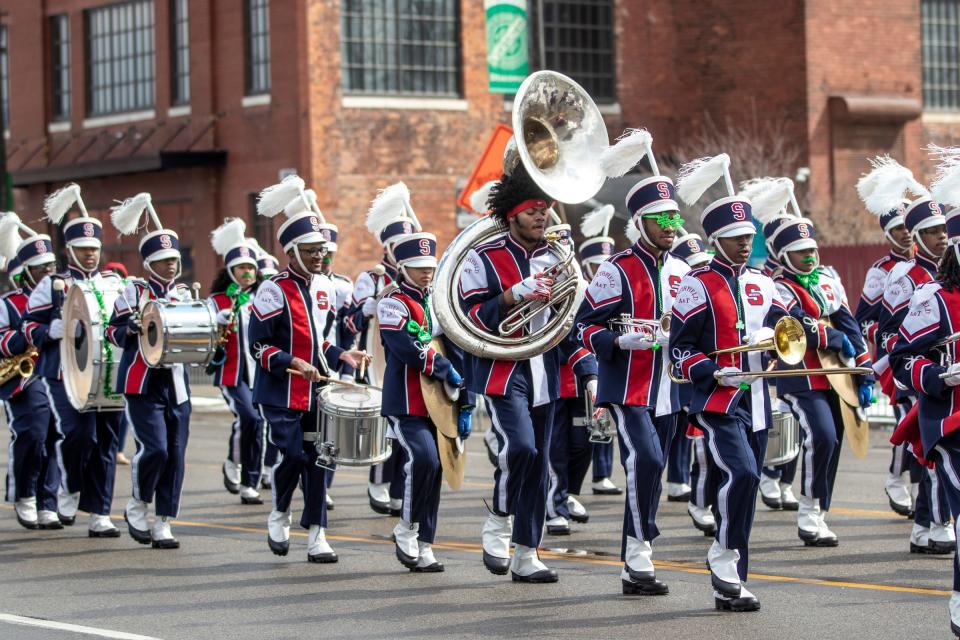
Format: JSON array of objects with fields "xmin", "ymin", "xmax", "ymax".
[
  {"xmin": 22, "ymin": 185, "xmax": 124, "ymax": 537},
  {"xmin": 378, "ymin": 231, "xmax": 472, "ymax": 572},
  {"xmin": 668, "ymin": 231, "xmax": 717, "ymax": 535},
  {"xmin": 888, "ymin": 200, "xmax": 960, "ymax": 638},
  {"xmin": 870, "ymin": 166, "xmax": 955, "ymax": 554},
  {"xmin": 459, "ymin": 163, "xmax": 562, "ymax": 583},
  {"xmin": 575, "ymin": 140, "xmax": 690, "ymax": 594},
  {"xmin": 318, "ymin": 223, "xmax": 354, "ymax": 345},
  {"xmin": 0, "ymin": 218, "xmax": 61, "ymax": 530},
  {"xmin": 248, "ymin": 237, "xmax": 280, "ymax": 488},
  {"xmin": 107, "ymin": 193, "xmax": 193, "ymax": 548},
  {"xmin": 545, "ymin": 219, "xmax": 597, "ymax": 536},
  {"xmin": 344, "ymin": 187, "xmax": 414, "ymax": 517},
  {"xmin": 249, "ymin": 176, "xmax": 368, "ymax": 563},
  {"xmin": 670, "ymin": 153, "xmax": 786, "ymax": 612},
  {"xmin": 208, "ymin": 218, "xmax": 264, "ymax": 506}
]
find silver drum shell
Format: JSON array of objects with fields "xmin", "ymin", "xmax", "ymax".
[
  {"xmin": 765, "ymin": 410, "xmax": 800, "ymax": 467},
  {"xmin": 139, "ymin": 299, "xmax": 218, "ymax": 367},
  {"xmin": 318, "ymin": 386, "xmax": 391, "ymax": 466}
]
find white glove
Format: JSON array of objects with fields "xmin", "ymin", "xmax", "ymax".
[
  {"xmin": 717, "ymin": 366, "xmax": 755, "ymax": 387},
  {"xmin": 48, "ymin": 319, "xmax": 65, "ymax": 340},
  {"xmin": 362, "ymin": 297, "xmax": 377, "ymax": 316},
  {"xmin": 511, "ymin": 274, "xmax": 553, "ymax": 302},
  {"xmin": 215, "ymin": 309, "xmax": 233, "ymax": 327},
  {"xmin": 339, "ymin": 372, "xmax": 354, "ymax": 382},
  {"xmin": 747, "ymin": 327, "xmax": 774, "ymax": 346},
  {"xmin": 944, "ymin": 363, "xmax": 960, "ymax": 387},
  {"xmin": 655, "ymin": 327, "xmax": 670, "ymax": 348},
  {"xmin": 618, "ymin": 331, "xmax": 656, "ymax": 351},
  {"xmin": 585, "ymin": 378, "xmax": 598, "ymax": 402},
  {"xmin": 444, "ymin": 381, "xmax": 461, "ymax": 402}
]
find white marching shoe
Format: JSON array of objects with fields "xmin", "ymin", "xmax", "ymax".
[
  {"xmin": 481, "ymin": 512, "xmax": 512, "ymax": 575},
  {"xmin": 368, "ymin": 482, "xmax": 392, "ymax": 515},
  {"xmin": 88, "ymin": 514, "xmax": 120, "ymax": 538},
  {"xmin": 15, "ymin": 497, "xmax": 38, "ymax": 529},
  {"xmin": 951, "ymin": 591, "xmax": 960, "ymax": 636},
  {"xmin": 151, "ymin": 516, "xmax": 179, "ymax": 549},
  {"xmin": 707, "ymin": 540, "xmax": 741, "ymax": 597},
  {"xmin": 239, "ymin": 485, "xmax": 263, "ymax": 505},
  {"xmin": 687, "ymin": 502, "xmax": 716, "ymax": 536},
  {"xmin": 715, "ymin": 583, "xmax": 761, "ymax": 612},
  {"xmin": 666, "ymin": 482, "xmax": 692, "ymax": 502},
  {"xmin": 545, "ymin": 515, "xmax": 570, "ymax": 536},
  {"xmin": 393, "ymin": 520, "xmax": 420, "ymax": 568},
  {"xmin": 267, "ymin": 509, "xmax": 292, "ymax": 556},
  {"xmin": 621, "ymin": 536, "xmax": 668, "ymax": 595},
  {"xmin": 413, "ymin": 542, "xmax": 444, "ymax": 573},
  {"xmin": 222, "ymin": 460, "xmax": 241, "ymax": 494},
  {"xmin": 885, "ymin": 472, "xmax": 913, "ymax": 517},
  {"xmin": 36, "ymin": 509, "xmax": 63, "ymax": 530},
  {"xmin": 124, "ymin": 497, "xmax": 151, "ymax": 545},
  {"xmin": 592, "ymin": 477, "xmax": 623, "ymax": 495},
  {"xmin": 927, "ymin": 522, "xmax": 957, "ymax": 555},
  {"xmin": 325, "ymin": 494, "xmax": 335, "ymax": 510},
  {"xmin": 307, "ymin": 525, "xmax": 337, "ymax": 563},
  {"xmin": 779, "ymin": 483, "xmax": 799, "ymax": 510},
  {"xmin": 388, "ymin": 497, "xmax": 402, "ymax": 516},
  {"xmin": 566, "ymin": 496, "xmax": 589, "ymax": 523},
  {"xmin": 510, "ymin": 545, "xmax": 557, "ymax": 583},
  {"xmin": 758, "ymin": 475, "xmax": 783, "ymax": 510},
  {"xmin": 57, "ymin": 490, "xmax": 80, "ymax": 525}
]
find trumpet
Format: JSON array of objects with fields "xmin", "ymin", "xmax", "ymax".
[
  {"xmin": 711, "ymin": 316, "xmax": 807, "ymax": 366},
  {"xmin": 497, "ymin": 242, "xmax": 582, "ymax": 336},
  {"xmin": 933, "ymin": 332, "xmax": 960, "ymax": 378},
  {"xmin": 608, "ymin": 314, "xmax": 671, "ymax": 341},
  {"xmin": 0, "ymin": 348, "xmax": 37, "ymax": 385}
]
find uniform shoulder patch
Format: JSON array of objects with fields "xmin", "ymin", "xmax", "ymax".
[
  {"xmin": 584, "ymin": 260, "xmax": 622, "ymax": 308},
  {"xmin": 253, "ymin": 280, "xmax": 285, "ymax": 319},
  {"xmin": 672, "ymin": 274, "xmax": 708, "ymax": 321},
  {"xmin": 377, "ymin": 295, "xmax": 409, "ymax": 330},
  {"xmin": 901, "ymin": 287, "xmax": 942, "ymax": 341},
  {"xmin": 458, "ymin": 249, "xmax": 488, "ymax": 297}
]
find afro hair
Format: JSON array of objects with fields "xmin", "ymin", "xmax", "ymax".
[{"xmin": 486, "ymin": 163, "xmax": 551, "ymax": 223}]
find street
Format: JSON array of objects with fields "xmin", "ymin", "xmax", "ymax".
[{"xmin": 0, "ymin": 397, "xmax": 952, "ymax": 640}]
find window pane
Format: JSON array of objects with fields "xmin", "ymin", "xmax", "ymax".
[
  {"xmin": 923, "ymin": 0, "xmax": 960, "ymax": 110},
  {"xmin": 85, "ymin": 0, "xmax": 156, "ymax": 116},
  {"xmin": 50, "ymin": 15, "xmax": 71, "ymax": 120},
  {"xmin": 541, "ymin": 0, "xmax": 616, "ymax": 103},
  {"xmin": 170, "ymin": 0, "xmax": 190, "ymax": 104},
  {"xmin": 244, "ymin": 0, "xmax": 271, "ymax": 95},
  {"xmin": 340, "ymin": 0, "xmax": 462, "ymax": 97},
  {"xmin": 0, "ymin": 26, "xmax": 7, "ymax": 128}
]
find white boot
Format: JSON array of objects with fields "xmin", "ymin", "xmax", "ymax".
[
  {"xmin": 885, "ymin": 472, "xmax": 912, "ymax": 516},
  {"xmin": 779, "ymin": 483, "xmax": 799, "ymax": 509},
  {"xmin": 687, "ymin": 502, "xmax": 716, "ymax": 535},
  {"xmin": 36, "ymin": 509, "xmax": 63, "ymax": 530},
  {"xmin": 124, "ymin": 497, "xmax": 151, "ymax": 544},
  {"xmin": 267, "ymin": 509, "xmax": 292, "ymax": 556},
  {"xmin": 758, "ymin": 475, "xmax": 782, "ymax": 509},
  {"xmin": 510, "ymin": 544, "xmax": 557, "ymax": 582},
  {"xmin": 151, "ymin": 516, "xmax": 179, "ymax": 549},
  {"xmin": 707, "ymin": 540, "xmax": 741, "ymax": 596},
  {"xmin": 388, "ymin": 497, "xmax": 402, "ymax": 514},
  {"xmin": 239, "ymin": 485, "xmax": 263, "ymax": 505},
  {"xmin": 910, "ymin": 522, "xmax": 931, "ymax": 552},
  {"xmin": 545, "ymin": 515, "xmax": 570, "ymax": 535},
  {"xmin": 566, "ymin": 495, "xmax": 588, "ymax": 522},
  {"xmin": 57, "ymin": 490, "xmax": 79, "ymax": 522},
  {"xmin": 413, "ymin": 542, "xmax": 444, "ymax": 572},
  {"xmin": 817, "ymin": 514, "xmax": 838, "ymax": 545},
  {"xmin": 951, "ymin": 591, "xmax": 960, "ymax": 634},
  {"xmin": 368, "ymin": 481, "xmax": 390, "ymax": 507},
  {"xmin": 797, "ymin": 494, "xmax": 820, "ymax": 535},
  {"xmin": 929, "ymin": 522, "xmax": 957, "ymax": 554},
  {"xmin": 88, "ymin": 514, "xmax": 120, "ymax": 538},
  {"xmin": 481, "ymin": 512, "xmax": 512, "ymax": 574},
  {"xmin": 14, "ymin": 497, "xmax": 38, "ymax": 529},
  {"xmin": 222, "ymin": 460, "xmax": 241, "ymax": 494},
  {"xmin": 325, "ymin": 493, "xmax": 335, "ymax": 510},
  {"xmin": 307, "ymin": 525, "xmax": 337, "ymax": 563},
  {"xmin": 666, "ymin": 481, "xmax": 692, "ymax": 500},
  {"xmin": 624, "ymin": 536, "xmax": 654, "ymax": 576},
  {"xmin": 393, "ymin": 519, "xmax": 420, "ymax": 567},
  {"xmin": 592, "ymin": 477, "xmax": 622, "ymax": 495}
]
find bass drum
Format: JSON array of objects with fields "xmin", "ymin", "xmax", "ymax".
[
  {"xmin": 61, "ymin": 278, "xmax": 126, "ymax": 412},
  {"xmin": 318, "ymin": 384, "xmax": 391, "ymax": 466},
  {"xmin": 139, "ymin": 299, "xmax": 218, "ymax": 367}
]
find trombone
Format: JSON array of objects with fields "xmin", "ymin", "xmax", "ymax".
[
  {"xmin": 497, "ymin": 241, "xmax": 582, "ymax": 336},
  {"xmin": 608, "ymin": 313, "xmax": 671, "ymax": 342},
  {"xmin": 933, "ymin": 332, "xmax": 960, "ymax": 378}
]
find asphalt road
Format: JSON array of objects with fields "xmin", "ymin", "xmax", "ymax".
[{"xmin": 0, "ymin": 398, "xmax": 954, "ymax": 640}]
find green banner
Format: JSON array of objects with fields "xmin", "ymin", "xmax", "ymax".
[{"xmin": 485, "ymin": 0, "xmax": 528, "ymax": 94}]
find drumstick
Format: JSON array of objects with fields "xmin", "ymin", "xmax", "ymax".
[
  {"xmin": 285, "ymin": 368, "xmax": 382, "ymax": 390},
  {"xmin": 359, "ymin": 351, "xmax": 368, "ymax": 380}
]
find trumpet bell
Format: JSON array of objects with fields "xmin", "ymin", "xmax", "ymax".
[
  {"xmin": 512, "ymin": 71, "xmax": 608, "ymax": 204},
  {"xmin": 773, "ymin": 316, "xmax": 806, "ymax": 365}
]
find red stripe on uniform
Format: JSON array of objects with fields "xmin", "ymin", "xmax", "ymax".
[
  {"xmin": 278, "ymin": 279, "xmax": 313, "ymax": 411},
  {"xmin": 617, "ymin": 255, "xmax": 655, "ymax": 405},
  {"xmin": 700, "ymin": 270, "xmax": 740, "ymax": 413}
]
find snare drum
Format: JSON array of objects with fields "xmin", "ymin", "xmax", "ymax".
[
  {"xmin": 317, "ymin": 385, "xmax": 391, "ymax": 466},
  {"xmin": 765, "ymin": 410, "xmax": 800, "ymax": 467},
  {"xmin": 139, "ymin": 299, "xmax": 218, "ymax": 367},
  {"xmin": 61, "ymin": 279, "xmax": 125, "ymax": 412}
]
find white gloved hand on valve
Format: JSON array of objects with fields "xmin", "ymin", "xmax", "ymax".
[
  {"xmin": 362, "ymin": 296, "xmax": 377, "ymax": 317},
  {"xmin": 511, "ymin": 273, "xmax": 553, "ymax": 302},
  {"xmin": 585, "ymin": 378, "xmax": 598, "ymax": 403},
  {"xmin": 746, "ymin": 327, "xmax": 774, "ymax": 346},
  {"xmin": 215, "ymin": 309, "xmax": 233, "ymax": 327},
  {"xmin": 618, "ymin": 331, "xmax": 656, "ymax": 351},
  {"xmin": 717, "ymin": 366, "xmax": 756, "ymax": 387},
  {"xmin": 943, "ymin": 363, "xmax": 960, "ymax": 387},
  {"xmin": 48, "ymin": 319, "xmax": 65, "ymax": 340},
  {"xmin": 655, "ymin": 327, "xmax": 670, "ymax": 348}
]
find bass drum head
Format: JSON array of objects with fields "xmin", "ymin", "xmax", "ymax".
[
  {"xmin": 139, "ymin": 301, "xmax": 165, "ymax": 366},
  {"xmin": 62, "ymin": 285, "xmax": 96, "ymax": 411},
  {"xmin": 319, "ymin": 384, "xmax": 381, "ymax": 416}
]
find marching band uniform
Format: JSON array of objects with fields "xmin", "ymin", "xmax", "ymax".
[
  {"xmin": 0, "ymin": 226, "xmax": 61, "ymax": 530},
  {"xmin": 379, "ymin": 233, "xmax": 471, "ymax": 572},
  {"xmin": 107, "ymin": 194, "xmax": 192, "ymax": 548},
  {"xmin": 854, "ymin": 201, "xmax": 914, "ymax": 516},
  {"xmin": 208, "ymin": 219, "xmax": 264, "ymax": 505},
  {"xmin": 575, "ymin": 174, "xmax": 689, "ymax": 595},
  {"xmin": 876, "ymin": 196, "xmax": 954, "ymax": 552},
  {"xmin": 248, "ymin": 238, "xmax": 281, "ymax": 487},
  {"xmin": 22, "ymin": 187, "xmax": 124, "ymax": 537}
]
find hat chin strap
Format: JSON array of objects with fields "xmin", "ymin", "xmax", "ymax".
[
  {"xmin": 711, "ymin": 238, "xmax": 737, "ymax": 265},
  {"xmin": 67, "ymin": 245, "xmax": 100, "ymax": 278},
  {"xmin": 913, "ymin": 230, "xmax": 943, "ymax": 261},
  {"xmin": 780, "ymin": 251, "xmax": 817, "ymax": 276},
  {"xmin": 885, "ymin": 230, "xmax": 912, "ymax": 253},
  {"xmin": 398, "ymin": 264, "xmax": 430, "ymax": 290},
  {"xmin": 144, "ymin": 259, "xmax": 181, "ymax": 284}
]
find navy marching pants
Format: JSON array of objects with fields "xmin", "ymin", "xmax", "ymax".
[
  {"xmin": 696, "ymin": 406, "xmax": 766, "ymax": 581},
  {"xmin": 688, "ymin": 435, "xmax": 714, "ymax": 509},
  {"xmin": 260, "ymin": 405, "xmax": 328, "ymax": 529},
  {"xmin": 484, "ymin": 373, "xmax": 555, "ymax": 549},
  {"xmin": 783, "ymin": 390, "xmax": 844, "ymax": 511},
  {"xmin": 610, "ymin": 406, "xmax": 676, "ymax": 552},
  {"xmin": 547, "ymin": 397, "xmax": 592, "ymax": 519},
  {"xmin": 45, "ymin": 378, "xmax": 121, "ymax": 515},
  {"xmin": 592, "ymin": 441, "xmax": 614, "ymax": 481},
  {"xmin": 221, "ymin": 381, "xmax": 265, "ymax": 488},
  {"xmin": 5, "ymin": 383, "xmax": 59, "ymax": 510},
  {"xmin": 666, "ymin": 410, "xmax": 691, "ymax": 485},
  {"xmin": 125, "ymin": 373, "xmax": 191, "ymax": 518},
  {"xmin": 892, "ymin": 398, "xmax": 950, "ymax": 527},
  {"xmin": 369, "ymin": 444, "xmax": 405, "ymax": 500},
  {"xmin": 392, "ymin": 415, "xmax": 442, "ymax": 543},
  {"xmin": 930, "ymin": 433, "xmax": 960, "ymax": 591}
]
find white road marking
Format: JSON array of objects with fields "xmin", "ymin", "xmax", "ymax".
[{"xmin": 0, "ymin": 614, "xmax": 162, "ymax": 640}]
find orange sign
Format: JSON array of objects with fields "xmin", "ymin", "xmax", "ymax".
[{"xmin": 458, "ymin": 124, "xmax": 513, "ymax": 214}]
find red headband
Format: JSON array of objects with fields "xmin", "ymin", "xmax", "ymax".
[{"xmin": 507, "ymin": 199, "xmax": 550, "ymax": 220}]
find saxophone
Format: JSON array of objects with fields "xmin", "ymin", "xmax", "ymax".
[{"xmin": 0, "ymin": 347, "xmax": 38, "ymax": 385}]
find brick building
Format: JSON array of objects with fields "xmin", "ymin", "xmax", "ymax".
[{"xmin": 1, "ymin": 0, "xmax": 958, "ymax": 289}]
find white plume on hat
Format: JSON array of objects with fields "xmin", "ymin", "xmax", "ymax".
[
  {"xmin": 600, "ymin": 129, "xmax": 655, "ymax": 178},
  {"xmin": 624, "ymin": 219, "xmax": 641, "ymax": 244},
  {"xmin": 469, "ymin": 180, "xmax": 498, "ymax": 215},
  {"xmin": 0, "ymin": 212, "xmax": 27, "ymax": 259},
  {"xmin": 365, "ymin": 182, "xmax": 421, "ymax": 237},
  {"xmin": 246, "ymin": 237, "xmax": 270, "ymax": 258},
  {"xmin": 856, "ymin": 155, "xmax": 928, "ymax": 216},
  {"xmin": 257, "ymin": 175, "xmax": 307, "ymax": 218},
  {"xmin": 110, "ymin": 192, "xmax": 161, "ymax": 235},
  {"xmin": 580, "ymin": 203, "xmax": 616, "ymax": 238},
  {"xmin": 43, "ymin": 183, "xmax": 88, "ymax": 224},
  {"xmin": 210, "ymin": 218, "xmax": 247, "ymax": 256},
  {"xmin": 738, "ymin": 177, "xmax": 794, "ymax": 225},
  {"xmin": 928, "ymin": 144, "xmax": 960, "ymax": 209},
  {"xmin": 676, "ymin": 154, "xmax": 732, "ymax": 205}
]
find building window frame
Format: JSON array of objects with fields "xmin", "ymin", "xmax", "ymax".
[
  {"xmin": 340, "ymin": 0, "xmax": 462, "ymax": 98},
  {"xmin": 923, "ymin": 0, "xmax": 960, "ymax": 111},
  {"xmin": 537, "ymin": 0, "xmax": 616, "ymax": 104},
  {"xmin": 170, "ymin": 0, "xmax": 190, "ymax": 105},
  {"xmin": 84, "ymin": 0, "xmax": 156, "ymax": 117},
  {"xmin": 244, "ymin": 0, "xmax": 271, "ymax": 96},
  {"xmin": 0, "ymin": 25, "xmax": 8, "ymax": 130},
  {"xmin": 50, "ymin": 14, "xmax": 71, "ymax": 122}
]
